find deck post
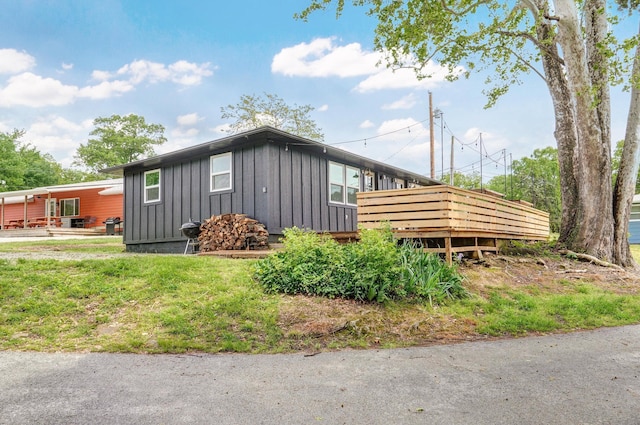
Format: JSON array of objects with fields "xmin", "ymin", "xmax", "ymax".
[{"xmin": 445, "ymin": 236, "xmax": 452, "ymax": 265}]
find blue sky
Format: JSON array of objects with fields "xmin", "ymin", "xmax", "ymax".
[{"xmin": 0, "ymin": 1, "xmax": 635, "ymax": 183}]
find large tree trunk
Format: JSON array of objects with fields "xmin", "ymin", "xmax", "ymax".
[
  {"xmin": 552, "ymin": 0, "xmax": 614, "ymax": 261},
  {"xmin": 532, "ymin": 0, "xmax": 581, "ymax": 246},
  {"xmin": 613, "ymin": 23, "xmax": 640, "ymax": 269}
]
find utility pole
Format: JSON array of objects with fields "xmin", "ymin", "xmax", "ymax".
[
  {"xmin": 503, "ymin": 149, "xmax": 507, "ymax": 196},
  {"xmin": 479, "ymin": 132, "xmax": 483, "ymax": 191},
  {"xmin": 428, "ymin": 92, "xmax": 435, "ymax": 179},
  {"xmin": 509, "ymin": 153, "xmax": 514, "ymax": 199},
  {"xmin": 450, "ymin": 135, "xmax": 455, "ymax": 186},
  {"xmin": 433, "ymin": 108, "xmax": 444, "ymax": 180}
]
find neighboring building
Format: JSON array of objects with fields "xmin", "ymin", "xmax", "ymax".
[
  {"xmin": 0, "ymin": 179, "xmax": 123, "ymax": 231},
  {"xmin": 103, "ymin": 126, "xmax": 441, "ymax": 253},
  {"xmin": 630, "ymin": 194, "xmax": 640, "ymax": 244}
]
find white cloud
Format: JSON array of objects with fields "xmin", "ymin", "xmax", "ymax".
[
  {"xmin": 78, "ymin": 80, "xmax": 135, "ymax": 99},
  {"xmin": 0, "ymin": 49, "xmax": 36, "ymax": 74},
  {"xmin": 61, "ymin": 62, "xmax": 73, "ymax": 71},
  {"xmin": 0, "ymin": 54, "xmax": 215, "ymax": 108},
  {"xmin": 359, "ymin": 119, "xmax": 375, "ymax": 129},
  {"xmin": 382, "ymin": 93, "xmax": 418, "ymax": 110},
  {"xmin": 177, "ymin": 112, "xmax": 203, "ymax": 126},
  {"xmin": 212, "ymin": 123, "xmax": 232, "ymax": 134},
  {"xmin": 377, "ymin": 118, "xmax": 428, "ymax": 142},
  {"xmin": 169, "ymin": 60, "xmax": 215, "ymax": 85},
  {"xmin": 355, "ymin": 67, "xmax": 441, "ymax": 93},
  {"xmin": 24, "ymin": 115, "xmax": 93, "ymax": 167},
  {"xmin": 317, "ymin": 104, "xmax": 329, "ymax": 112},
  {"xmin": 171, "ymin": 127, "xmax": 199, "ymax": 138},
  {"xmin": 0, "ymin": 72, "xmax": 78, "ymax": 107},
  {"xmin": 272, "ymin": 38, "xmax": 459, "ymax": 93},
  {"xmin": 463, "ymin": 127, "xmax": 509, "ymax": 152},
  {"xmin": 115, "ymin": 59, "xmax": 213, "ymax": 86},
  {"xmin": 91, "ymin": 70, "xmax": 113, "ymax": 81},
  {"xmin": 272, "ymin": 37, "xmax": 379, "ymax": 78}
]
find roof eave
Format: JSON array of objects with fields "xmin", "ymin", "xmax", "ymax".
[{"xmin": 100, "ymin": 126, "xmax": 441, "ymax": 186}]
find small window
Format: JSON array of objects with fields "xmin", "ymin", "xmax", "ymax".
[
  {"xmin": 346, "ymin": 166, "xmax": 360, "ymax": 205},
  {"xmin": 329, "ymin": 162, "xmax": 360, "ymax": 205},
  {"xmin": 329, "ymin": 162, "xmax": 344, "ymax": 203},
  {"xmin": 60, "ymin": 198, "xmax": 79, "ymax": 216},
  {"xmin": 210, "ymin": 152, "xmax": 232, "ymax": 192},
  {"xmin": 144, "ymin": 169, "xmax": 161, "ymax": 203}
]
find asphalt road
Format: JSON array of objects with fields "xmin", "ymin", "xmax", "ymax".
[{"xmin": 1, "ymin": 325, "xmax": 639, "ymax": 425}]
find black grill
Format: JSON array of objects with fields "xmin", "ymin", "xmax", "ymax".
[
  {"xmin": 104, "ymin": 217, "xmax": 121, "ymax": 225},
  {"xmin": 179, "ymin": 221, "xmax": 202, "ymax": 239}
]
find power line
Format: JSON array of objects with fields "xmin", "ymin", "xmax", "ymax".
[{"xmin": 327, "ymin": 118, "xmax": 430, "ymax": 146}]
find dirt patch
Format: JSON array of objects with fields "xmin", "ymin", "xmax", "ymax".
[
  {"xmin": 275, "ymin": 253, "xmax": 640, "ymax": 351},
  {"xmin": 462, "ymin": 254, "xmax": 639, "ymax": 295}
]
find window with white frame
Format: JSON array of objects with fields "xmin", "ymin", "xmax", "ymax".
[
  {"xmin": 144, "ymin": 169, "xmax": 161, "ymax": 203},
  {"xmin": 329, "ymin": 162, "xmax": 360, "ymax": 205},
  {"xmin": 60, "ymin": 198, "xmax": 80, "ymax": 216},
  {"xmin": 210, "ymin": 152, "xmax": 232, "ymax": 192}
]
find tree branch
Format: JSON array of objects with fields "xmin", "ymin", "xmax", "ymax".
[
  {"xmin": 497, "ymin": 30, "xmax": 565, "ymax": 67},
  {"xmin": 439, "ymin": 0, "xmax": 491, "ymax": 17}
]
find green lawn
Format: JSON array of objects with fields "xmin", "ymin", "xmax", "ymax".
[{"xmin": 0, "ymin": 238, "xmax": 639, "ymax": 353}]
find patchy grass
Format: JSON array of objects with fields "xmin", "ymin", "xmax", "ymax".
[
  {"xmin": 0, "ymin": 254, "xmax": 281, "ymax": 353},
  {"xmin": 0, "ymin": 238, "xmax": 639, "ymax": 353},
  {"xmin": 0, "ymin": 236, "xmax": 125, "ymax": 254}
]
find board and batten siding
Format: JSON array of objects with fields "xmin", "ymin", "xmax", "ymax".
[
  {"xmin": 266, "ymin": 143, "xmax": 358, "ymax": 235},
  {"xmin": 122, "ymin": 141, "xmax": 404, "ymax": 251},
  {"xmin": 124, "ymin": 144, "xmax": 268, "ymax": 249}
]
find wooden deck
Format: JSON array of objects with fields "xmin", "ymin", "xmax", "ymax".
[{"xmin": 357, "ymin": 185, "xmax": 550, "ymax": 263}]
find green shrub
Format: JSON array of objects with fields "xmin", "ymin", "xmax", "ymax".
[{"xmin": 255, "ymin": 227, "xmax": 467, "ymax": 304}]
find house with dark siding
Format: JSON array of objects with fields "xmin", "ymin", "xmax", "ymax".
[{"xmin": 103, "ymin": 126, "xmax": 441, "ymax": 253}]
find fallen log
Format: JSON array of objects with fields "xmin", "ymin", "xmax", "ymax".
[{"xmin": 558, "ymin": 249, "xmax": 625, "ymax": 272}]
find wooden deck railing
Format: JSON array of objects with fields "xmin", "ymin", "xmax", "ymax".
[{"xmin": 357, "ymin": 185, "xmax": 549, "ymax": 240}]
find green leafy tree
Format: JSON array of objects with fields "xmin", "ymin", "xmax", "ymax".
[
  {"xmin": 75, "ymin": 114, "xmax": 167, "ymax": 173},
  {"xmin": 299, "ymin": 0, "xmax": 640, "ymax": 266},
  {"xmin": 612, "ymin": 139, "xmax": 640, "ymax": 194},
  {"xmin": 441, "ymin": 171, "xmax": 481, "ymax": 190},
  {"xmin": 221, "ymin": 92, "xmax": 324, "ymax": 141},
  {"xmin": 487, "ymin": 147, "xmax": 561, "ymax": 233},
  {"xmin": 0, "ymin": 130, "xmax": 24, "ymax": 190},
  {"xmin": 19, "ymin": 148, "xmax": 59, "ymax": 189},
  {"xmin": 51, "ymin": 163, "xmax": 104, "ymax": 185},
  {"xmin": 0, "ymin": 130, "xmax": 60, "ymax": 191}
]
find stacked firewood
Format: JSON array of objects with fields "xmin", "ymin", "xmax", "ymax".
[{"xmin": 198, "ymin": 213, "xmax": 269, "ymax": 251}]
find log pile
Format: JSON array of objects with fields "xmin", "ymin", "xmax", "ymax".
[{"xmin": 198, "ymin": 213, "xmax": 269, "ymax": 252}]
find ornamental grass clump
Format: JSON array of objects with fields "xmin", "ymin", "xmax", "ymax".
[
  {"xmin": 254, "ymin": 227, "xmax": 467, "ymax": 304},
  {"xmin": 399, "ymin": 240, "xmax": 467, "ymax": 305}
]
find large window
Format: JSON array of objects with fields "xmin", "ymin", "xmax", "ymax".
[
  {"xmin": 60, "ymin": 198, "xmax": 79, "ymax": 216},
  {"xmin": 329, "ymin": 162, "xmax": 360, "ymax": 205},
  {"xmin": 210, "ymin": 152, "xmax": 232, "ymax": 192},
  {"xmin": 144, "ymin": 169, "xmax": 161, "ymax": 203}
]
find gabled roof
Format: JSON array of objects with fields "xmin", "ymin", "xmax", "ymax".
[
  {"xmin": 101, "ymin": 126, "xmax": 442, "ymax": 186},
  {"xmin": 0, "ymin": 178, "xmax": 123, "ymax": 200}
]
